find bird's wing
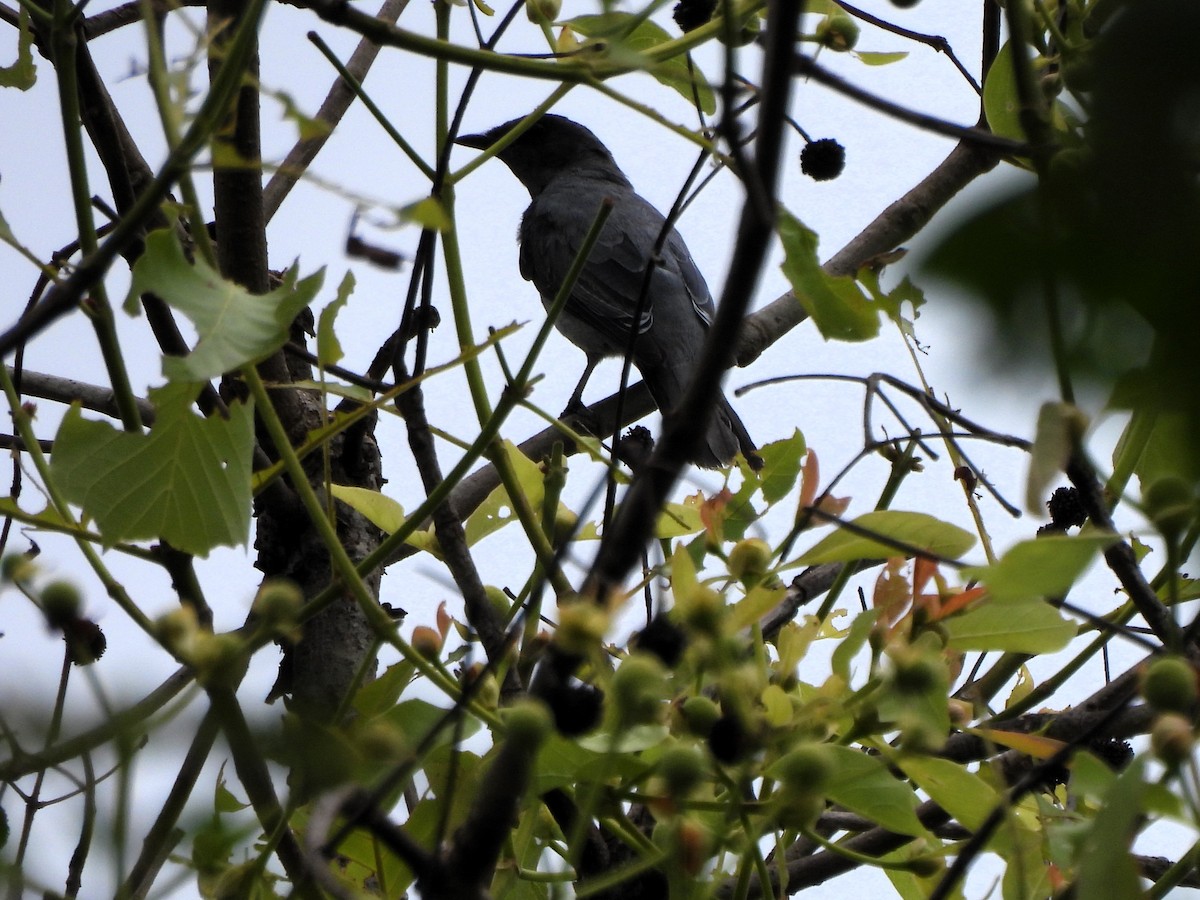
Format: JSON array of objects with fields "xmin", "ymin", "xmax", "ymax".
[{"xmin": 519, "ymin": 186, "xmax": 715, "ymax": 348}]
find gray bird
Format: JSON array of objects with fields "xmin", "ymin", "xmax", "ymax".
[{"xmin": 458, "ymin": 114, "xmax": 758, "ymax": 469}]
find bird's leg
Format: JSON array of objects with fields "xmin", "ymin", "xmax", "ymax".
[{"xmin": 561, "ymin": 357, "xmax": 599, "ymax": 418}]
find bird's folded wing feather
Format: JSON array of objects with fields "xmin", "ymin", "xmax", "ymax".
[{"xmin": 519, "ymin": 188, "xmax": 717, "ymax": 348}]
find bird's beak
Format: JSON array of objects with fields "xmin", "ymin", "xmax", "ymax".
[{"xmin": 455, "ymin": 131, "xmax": 493, "ymax": 150}]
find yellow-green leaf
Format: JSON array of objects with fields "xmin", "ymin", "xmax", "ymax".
[
  {"xmin": 329, "ymin": 484, "xmax": 406, "ymax": 534},
  {"xmin": 796, "ymin": 511, "xmax": 975, "ymax": 564},
  {"xmin": 944, "ymin": 598, "xmax": 1075, "ymax": 653},
  {"xmin": 963, "ymin": 533, "xmax": 1115, "ymax": 602},
  {"xmin": 898, "ymin": 756, "xmax": 999, "ymax": 832}
]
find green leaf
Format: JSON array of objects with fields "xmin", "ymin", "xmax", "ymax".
[
  {"xmin": 378, "ymin": 699, "xmax": 480, "ymax": 750},
  {"xmin": 824, "ymin": 745, "xmax": 925, "ymax": 836},
  {"xmin": 329, "ymin": 485, "xmax": 406, "ymax": 534},
  {"xmin": 670, "ymin": 542, "xmax": 699, "ymax": 604},
  {"xmin": 576, "ymin": 724, "xmax": 669, "ymax": 754},
  {"xmin": 126, "ymin": 229, "xmax": 324, "ymax": 381},
  {"xmin": 275, "ymin": 90, "xmax": 333, "ymax": 142},
  {"xmin": 0, "ymin": 7, "xmax": 36, "ymax": 90},
  {"xmin": 831, "ymin": 609, "xmax": 877, "ymax": 681},
  {"xmin": 353, "ymin": 659, "xmax": 416, "ymax": 718},
  {"xmin": 898, "ymin": 756, "xmax": 999, "ymax": 832},
  {"xmin": 534, "ymin": 732, "xmax": 650, "ymax": 792},
  {"xmin": 402, "ymin": 197, "xmax": 452, "ymax": 231},
  {"xmin": 1118, "ymin": 410, "xmax": 1200, "ymax": 488},
  {"xmin": 0, "ymin": 496, "xmax": 76, "ymax": 533},
  {"xmin": 49, "ymin": 383, "xmax": 254, "ymax": 555},
  {"xmin": 855, "ymin": 50, "xmax": 908, "ymax": 66},
  {"xmin": 1026, "ymin": 402, "xmax": 1087, "ymax": 513},
  {"xmin": 859, "ymin": 269, "xmax": 925, "ymax": 324},
  {"xmin": 779, "ymin": 209, "xmax": 879, "ymax": 341},
  {"xmin": 1076, "ymin": 756, "xmax": 1146, "ymax": 900},
  {"xmin": 464, "ymin": 442, "xmax": 544, "ymax": 545},
  {"xmin": 729, "ymin": 584, "xmax": 785, "ymax": 631},
  {"xmin": 796, "ymin": 511, "xmax": 975, "ymax": 564},
  {"xmin": 317, "ymin": 272, "xmax": 355, "ymax": 368},
  {"xmin": 943, "ymin": 598, "xmax": 1076, "ymax": 653},
  {"xmin": 756, "ymin": 429, "xmax": 806, "ymax": 504},
  {"xmin": 565, "ymin": 13, "xmax": 715, "ymax": 114},
  {"xmin": 963, "ymin": 534, "xmax": 1115, "ymax": 602},
  {"xmin": 656, "ymin": 500, "xmax": 705, "ymax": 538},
  {"xmin": 982, "ymin": 41, "xmax": 1026, "ymax": 145}
]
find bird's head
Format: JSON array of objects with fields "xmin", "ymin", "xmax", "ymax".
[{"xmin": 457, "ymin": 114, "xmax": 629, "ymax": 196}]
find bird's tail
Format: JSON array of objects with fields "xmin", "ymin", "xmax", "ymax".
[{"xmin": 641, "ymin": 366, "xmax": 760, "ymax": 470}]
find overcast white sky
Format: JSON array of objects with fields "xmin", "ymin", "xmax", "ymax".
[{"xmin": 2, "ymin": 0, "xmax": 1183, "ymax": 895}]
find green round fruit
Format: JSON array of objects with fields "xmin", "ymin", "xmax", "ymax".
[
  {"xmin": 772, "ymin": 744, "xmax": 835, "ymax": 793},
  {"xmin": 252, "ymin": 579, "xmax": 302, "ymax": 627},
  {"xmin": 611, "ymin": 654, "xmax": 667, "ymax": 726},
  {"xmin": 816, "ymin": 13, "xmax": 859, "ymax": 51},
  {"xmin": 1142, "ymin": 657, "xmax": 1198, "ymax": 713},
  {"xmin": 681, "ymin": 696, "xmax": 721, "ymax": 737},
  {"xmin": 657, "ymin": 745, "xmax": 706, "ymax": 798},
  {"xmin": 505, "ymin": 700, "xmax": 553, "ymax": 749},
  {"xmin": 525, "ymin": 0, "xmax": 560, "ymax": 23},
  {"xmin": 727, "ymin": 538, "xmax": 772, "ymax": 583},
  {"xmin": 890, "ymin": 650, "xmax": 944, "ymax": 694},
  {"xmin": 40, "ymin": 580, "xmax": 83, "ymax": 630}
]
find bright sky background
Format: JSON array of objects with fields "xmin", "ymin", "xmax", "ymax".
[{"xmin": 2, "ymin": 0, "xmax": 1183, "ymax": 895}]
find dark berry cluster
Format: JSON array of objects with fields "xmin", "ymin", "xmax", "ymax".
[
  {"xmin": 800, "ymin": 139, "xmax": 846, "ymax": 181},
  {"xmin": 673, "ymin": 0, "xmax": 716, "ymax": 32},
  {"xmin": 1048, "ymin": 486, "xmax": 1087, "ymax": 528}
]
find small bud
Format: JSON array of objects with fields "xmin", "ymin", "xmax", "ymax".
[
  {"xmin": 947, "ymin": 698, "xmax": 974, "ymax": 727},
  {"xmin": 674, "ymin": 817, "xmax": 710, "ymax": 876},
  {"xmin": 555, "ymin": 601, "xmax": 610, "ymax": 655},
  {"xmin": 252, "ymin": 579, "xmax": 303, "ymax": 633},
  {"xmin": 157, "ymin": 607, "xmax": 201, "ymax": 658},
  {"xmin": 411, "ymin": 625, "xmax": 443, "ymax": 660},
  {"xmin": 525, "ymin": 0, "xmax": 560, "ymax": 24},
  {"xmin": 1151, "ymin": 713, "xmax": 1194, "ymax": 768},
  {"xmin": 1, "ymin": 552, "xmax": 37, "ymax": 583},
  {"xmin": 356, "ymin": 719, "xmax": 408, "ymax": 762},
  {"xmin": 40, "ymin": 580, "xmax": 83, "ymax": 631},
  {"xmin": 183, "ymin": 632, "xmax": 246, "ymax": 687},
  {"xmin": 485, "ymin": 585, "xmax": 512, "ymax": 618}
]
